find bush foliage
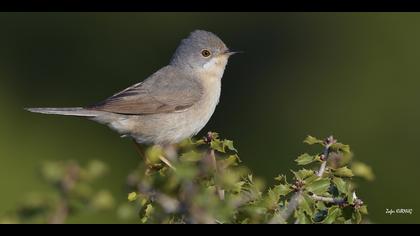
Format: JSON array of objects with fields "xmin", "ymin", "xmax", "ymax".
[{"xmin": 0, "ymin": 133, "xmax": 374, "ymax": 224}]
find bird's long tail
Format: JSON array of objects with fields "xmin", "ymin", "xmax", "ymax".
[{"xmin": 25, "ymin": 107, "xmax": 100, "ymax": 117}]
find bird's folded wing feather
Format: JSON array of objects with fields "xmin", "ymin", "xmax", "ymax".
[{"xmin": 86, "ymin": 66, "xmax": 203, "ymax": 115}]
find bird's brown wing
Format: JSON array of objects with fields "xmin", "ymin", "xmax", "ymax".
[{"xmin": 87, "ymin": 66, "xmax": 203, "ymax": 115}]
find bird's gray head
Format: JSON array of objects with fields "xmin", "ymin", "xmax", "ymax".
[{"xmin": 170, "ymin": 30, "xmax": 237, "ymax": 72}]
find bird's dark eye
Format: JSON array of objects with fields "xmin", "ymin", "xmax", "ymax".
[{"xmin": 201, "ymin": 49, "xmax": 211, "ymax": 57}]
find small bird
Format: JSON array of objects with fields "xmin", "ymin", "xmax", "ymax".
[{"xmin": 26, "ymin": 30, "xmax": 238, "ymax": 150}]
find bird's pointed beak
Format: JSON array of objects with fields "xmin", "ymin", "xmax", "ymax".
[{"xmin": 224, "ymin": 49, "xmax": 243, "ymax": 56}]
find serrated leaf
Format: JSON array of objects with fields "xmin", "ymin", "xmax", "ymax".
[
  {"xmin": 248, "ymin": 174, "xmax": 253, "ymax": 182},
  {"xmin": 223, "ymin": 140, "xmax": 238, "ymax": 153},
  {"xmin": 219, "ymin": 154, "xmax": 241, "ymax": 168},
  {"xmin": 295, "ymin": 153, "xmax": 316, "ymax": 165},
  {"xmin": 304, "ymin": 135, "xmax": 324, "ymax": 145},
  {"xmin": 179, "ymin": 150, "xmax": 203, "ymax": 162},
  {"xmin": 295, "ymin": 209, "xmax": 312, "ymax": 224},
  {"xmin": 330, "ymin": 142, "xmax": 350, "ymax": 154},
  {"xmin": 210, "ymin": 132, "xmax": 219, "ymax": 139},
  {"xmin": 232, "ymin": 181, "xmax": 246, "ymax": 193},
  {"xmin": 128, "ymin": 192, "xmax": 138, "ymax": 202},
  {"xmin": 351, "ymin": 162, "xmax": 375, "ymax": 181},
  {"xmin": 306, "ymin": 178, "xmax": 330, "ymax": 195},
  {"xmin": 332, "ymin": 177, "xmax": 348, "ymax": 194},
  {"xmin": 292, "ymin": 169, "xmax": 315, "ymax": 180},
  {"xmin": 300, "ymin": 194, "xmax": 314, "ymax": 215},
  {"xmin": 303, "ymin": 174, "xmax": 319, "ymax": 185},
  {"xmin": 273, "ymin": 184, "xmax": 292, "ymax": 196},
  {"xmin": 322, "ymin": 206, "xmax": 342, "ymax": 224},
  {"xmin": 210, "ymin": 139, "xmax": 225, "ymax": 153},
  {"xmin": 274, "ymin": 175, "xmax": 283, "ymax": 182},
  {"xmin": 274, "ymin": 174, "xmax": 288, "ymax": 184},
  {"xmin": 333, "ymin": 167, "xmax": 354, "ymax": 177}
]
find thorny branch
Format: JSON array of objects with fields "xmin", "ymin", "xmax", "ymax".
[{"xmin": 272, "ymin": 136, "xmax": 338, "ymax": 223}]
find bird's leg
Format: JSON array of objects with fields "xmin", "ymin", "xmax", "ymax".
[{"xmin": 132, "ymin": 139, "xmax": 146, "ymax": 160}]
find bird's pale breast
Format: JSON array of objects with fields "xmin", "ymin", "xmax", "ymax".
[{"xmin": 109, "ymin": 60, "xmax": 226, "ymax": 145}]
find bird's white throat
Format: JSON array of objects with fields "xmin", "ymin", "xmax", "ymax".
[{"xmin": 201, "ymin": 56, "xmax": 229, "ymax": 80}]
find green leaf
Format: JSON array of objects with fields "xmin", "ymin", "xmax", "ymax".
[
  {"xmin": 306, "ymin": 178, "xmax": 330, "ymax": 195},
  {"xmin": 333, "ymin": 167, "xmax": 354, "ymax": 177},
  {"xmin": 91, "ymin": 190, "xmax": 115, "ymax": 210},
  {"xmin": 219, "ymin": 154, "xmax": 241, "ymax": 168},
  {"xmin": 332, "ymin": 177, "xmax": 348, "ymax": 194},
  {"xmin": 145, "ymin": 146, "xmax": 164, "ymax": 164},
  {"xmin": 86, "ymin": 160, "xmax": 108, "ymax": 179},
  {"xmin": 274, "ymin": 175, "xmax": 288, "ymax": 184},
  {"xmin": 359, "ymin": 205, "xmax": 368, "ymax": 215},
  {"xmin": 210, "ymin": 139, "xmax": 225, "ymax": 153},
  {"xmin": 330, "ymin": 142, "xmax": 350, "ymax": 154},
  {"xmin": 193, "ymin": 139, "xmax": 206, "ymax": 145},
  {"xmin": 352, "ymin": 210, "xmax": 362, "ymax": 224},
  {"xmin": 210, "ymin": 132, "xmax": 219, "ymax": 139},
  {"xmin": 351, "ymin": 161, "xmax": 375, "ymax": 181},
  {"xmin": 300, "ymin": 194, "xmax": 314, "ymax": 215},
  {"xmin": 247, "ymin": 174, "xmax": 253, "ymax": 183},
  {"xmin": 295, "ymin": 210, "xmax": 312, "ymax": 224},
  {"xmin": 141, "ymin": 204, "xmax": 154, "ymax": 223},
  {"xmin": 179, "ymin": 150, "xmax": 203, "ymax": 162},
  {"xmin": 348, "ymin": 191, "xmax": 356, "ymax": 205},
  {"xmin": 322, "ymin": 206, "xmax": 342, "ymax": 224},
  {"xmin": 295, "ymin": 153, "xmax": 315, "ymax": 165},
  {"xmin": 304, "ymin": 135, "xmax": 324, "ymax": 145},
  {"xmin": 273, "ymin": 184, "xmax": 292, "ymax": 196},
  {"xmin": 232, "ymin": 181, "xmax": 246, "ymax": 193},
  {"xmin": 292, "ymin": 169, "xmax": 315, "ymax": 180},
  {"xmin": 40, "ymin": 162, "xmax": 65, "ymax": 183},
  {"xmin": 223, "ymin": 140, "xmax": 238, "ymax": 153},
  {"xmin": 128, "ymin": 192, "xmax": 138, "ymax": 202},
  {"xmin": 175, "ymin": 164, "xmax": 198, "ymax": 180},
  {"xmin": 303, "ymin": 174, "xmax": 319, "ymax": 185}
]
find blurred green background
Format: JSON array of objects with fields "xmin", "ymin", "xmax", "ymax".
[{"xmin": 0, "ymin": 12, "xmax": 419, "ymax": 223}]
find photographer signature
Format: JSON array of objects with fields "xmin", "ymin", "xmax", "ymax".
[{"xmin": 386, "ymin": 208, "xmax": 413, "ymax": 215}]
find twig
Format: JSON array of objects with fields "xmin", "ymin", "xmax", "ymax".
[
  {"xmin": 48, "ymin": 163, "xmax": 79, "ymax": 224},
  {"xmin": 270, "ymin": 136, "xmax": 338, "ymax": 224},
  {"xmin": 311, "ymin": 194, "xmax": 346, "ymax": 205},
  {"xmin": 47, "ymin": 199, "xmax": 68, "ymax": 224},
  {"xmin": 208, "ymin": 149, "xmax": 225, "ymax": 200},
  {"xmin": 269, "ymin": 190, "xmax": 302, "ymax": 224},
  {"xmin": 317, "ymin": 135, "xmax": 336, "ymax": 177},
  {"xmin": 282, "ymin": 190, "xmax": 302, "ymax": 220}
]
